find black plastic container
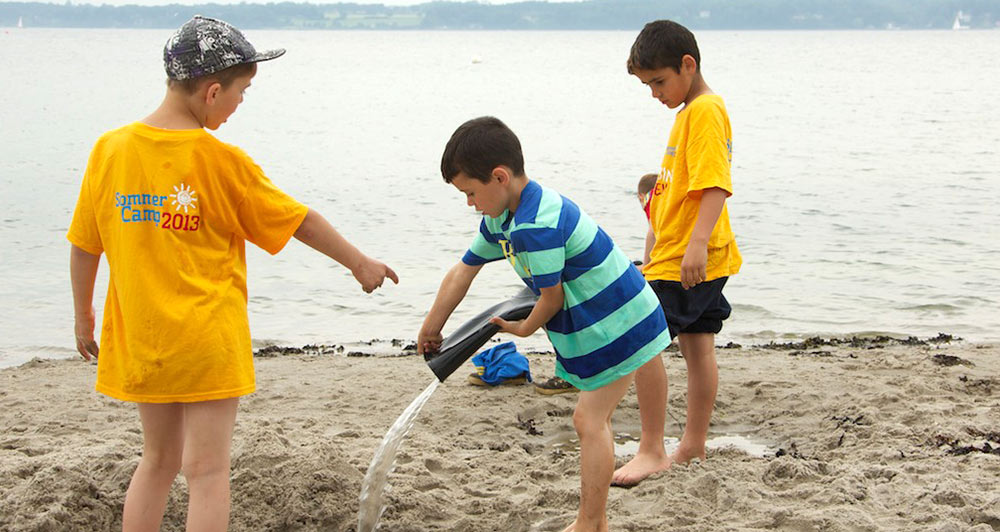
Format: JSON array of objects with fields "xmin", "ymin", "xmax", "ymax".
[{"xmin": 424, "ymin": 287, "xmax": 537, "ymax": 382}]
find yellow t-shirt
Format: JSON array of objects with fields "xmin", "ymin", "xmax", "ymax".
[
  {"xmin": 643, "ymin": 94, "xmax": 742, "ymax": 282},
  {"xmin": 67, "ymin": 122, "xmax": 309, "ymax": 403}
]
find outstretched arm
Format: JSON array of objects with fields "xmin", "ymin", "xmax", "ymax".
[
  {"xmin": 417, "ymin": 261, "xmax": 483, "ymax": 355},
  {"xmin": 490, "ymin": 283, "xmax": 563, "ymax": 337},
  {"xmin": 680, "ymin": 187, "xmax": 727, "ymax": 289},
  {"xmin": 70, "ymin": 245, "xmax": 101, "ymax": 361},
  {"xmin": 293, "ymin": 208, "xmax": 398, "ymax": 293}
]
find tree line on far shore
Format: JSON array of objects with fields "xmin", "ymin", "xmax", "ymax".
[{"xmin": 3, "ymin": 0, "xmax": 999, "ymax": 30}]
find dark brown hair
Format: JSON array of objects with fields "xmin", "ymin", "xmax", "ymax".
[
  {"xmin": 627, "ymin": 20, "xmax": 700, "ymax": 75},
  {"xmin": 441, "ymin": 116, "xmax": 525, "ymax": 183}
]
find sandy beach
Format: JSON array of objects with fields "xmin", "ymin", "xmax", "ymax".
[{"xmin": 2, "ymin": 335, "xmax": 998, "ymax": 531}]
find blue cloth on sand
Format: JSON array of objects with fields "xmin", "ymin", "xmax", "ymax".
[{"xmin": 471, "ymin": 342, "xmax": 532, "ymax": 385}]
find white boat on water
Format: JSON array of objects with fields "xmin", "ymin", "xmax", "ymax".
[
  {"xmin": 17, "ymin": 16, "xmax": 23, "ymax": 28},
  {"xmin": 952, "ymin": 11, "xmax": 970, "ymax": 30}
]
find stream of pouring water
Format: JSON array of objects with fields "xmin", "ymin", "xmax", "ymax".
[{"xmin": 357, "ymin": 378, "xmax": 441, "ymax": 532}]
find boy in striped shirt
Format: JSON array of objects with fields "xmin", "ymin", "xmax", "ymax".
[{"xmin": 418, "ymin": 116, "xmax": 671, "ymax": 532}]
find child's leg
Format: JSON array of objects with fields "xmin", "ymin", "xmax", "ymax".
[
  {"xmin": 674, "ymin": 333, "xmax": 718, "ymax": 463},
  {"xmin": 564, "ymin": 374, "xmax": 634, "ymax": 532},
  {"xmin": 181, "ymin": 398, "xmax": 239, "ymax": 532},
  {"xmin": 123, "ymin": 403, "xmax": 185, "ymax": 532},
  {"xmin": 610, "ymin": 355, "xmax": 670, "ymax": 486}
]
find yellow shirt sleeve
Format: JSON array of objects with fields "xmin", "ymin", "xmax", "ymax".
[
  {"xmin": 67, "ymin": 142, "xmax": 106, "ymax": 255},
  {"xmin": 686, "ymin": 101, "xmax": 733, "ymax": 198},
  {"xmin": 234, "ymin": 160, "xmax": 309, "ymax": 255}
]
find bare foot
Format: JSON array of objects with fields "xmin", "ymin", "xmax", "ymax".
[
  {"xmin": 610, "ymin": 452, "xmax": 672, "ymax": 487},
  {"xmin": 562, "ymin": 519, "xmax": 609, "ymax": 532},
  {"xmin": 671, "ymin": 444, "xmax": 706, "ymax": 465}
]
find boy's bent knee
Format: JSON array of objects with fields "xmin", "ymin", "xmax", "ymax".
[
  {"xmin": 573, "ymin": 409, "xmax": 609, "ymax": 440},
  {"xmin": 140, "ymin": 449, "xmax": 183, "ymax": 477},
  {"xmin": 678, "ymin": 332, "xmax": 716, "ymax": 355},
  {"xmin": 181, "ymin": 456, "xmax": 231, "ymax": 481}
]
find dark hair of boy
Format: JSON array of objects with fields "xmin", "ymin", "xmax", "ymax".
[
  {"xmin": 626, "ymin": 19, "xmax": 701, "ymax": 74},
  {"xmin": 440, "ymin": 116, "xmax": 526, "ymax": 184},
  {"xmin": 167, "ymin": 62, "xmax": 257, "ymax": 94}
]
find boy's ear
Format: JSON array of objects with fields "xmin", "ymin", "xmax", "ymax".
[
  {"xmin": 203, "ymin": 81, "xmax": 223, "ymax": 105},
  {"xmin": 491, "ymin": 166, "xmax": 512, "ymax": 184},
  {"xmin": 681, "ymin": 54, "xmax": 698, "ymax": 74}
]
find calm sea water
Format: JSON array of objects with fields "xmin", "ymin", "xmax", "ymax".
[{"xmin": 1, "ymin": 28, "xmax": 998, "ymax": 368}]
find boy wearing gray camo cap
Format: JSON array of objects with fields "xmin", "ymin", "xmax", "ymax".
[
  {"xmin": 164, "ymin": 15, "xmax": 284, "ymax": 82},
  {"xmin": 67, "ymin": 15, "xmax": 398, "ymax": 531},
  {"xmin": 158, "ymin": 15, "xmax": 285, "ymax": 128}
]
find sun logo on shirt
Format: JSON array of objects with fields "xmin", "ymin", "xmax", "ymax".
[{"xmin": 169, "ymin": 183, "xmax": 198, "ymax": 213}]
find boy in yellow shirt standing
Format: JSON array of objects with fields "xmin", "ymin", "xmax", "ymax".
[
  {"xmin": 612, "ymin": 19, "xmax": 742, "ymax": 487},
  {"xmin": 68, "ymin": 16, "xmax": 397, "ymax": 530}
]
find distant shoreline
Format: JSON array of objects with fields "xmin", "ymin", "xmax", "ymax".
[
  {"xmin": 3, "ymin": 1, "xmax": 999, "ymax": 31},
  {"xmin": 5, "ymin": 26, "xmax": 1000, "ymax": 32}
]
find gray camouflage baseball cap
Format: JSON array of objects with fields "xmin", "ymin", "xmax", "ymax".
[{"xmin": 164, "ymin": 15, "xmax": 285, "ymax": 81}]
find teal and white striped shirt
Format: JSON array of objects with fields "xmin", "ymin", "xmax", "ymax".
[{"xmin": 462, "ymin": 180, "xmax": 670, "ymax": 390}]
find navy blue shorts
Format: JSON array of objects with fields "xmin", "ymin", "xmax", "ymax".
[{"xmin": 649, "ymin": 277, "xmax": 731, "ymax": 339}]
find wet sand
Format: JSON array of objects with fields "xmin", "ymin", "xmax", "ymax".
[{"xmin": 2, "ymin": 336, "xmax": 998, "ymax": 531}]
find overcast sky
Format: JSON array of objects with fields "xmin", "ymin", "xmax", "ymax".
[{"xmin": 6, "ymin": 0, "xmax": 582, "ymax": 6}]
